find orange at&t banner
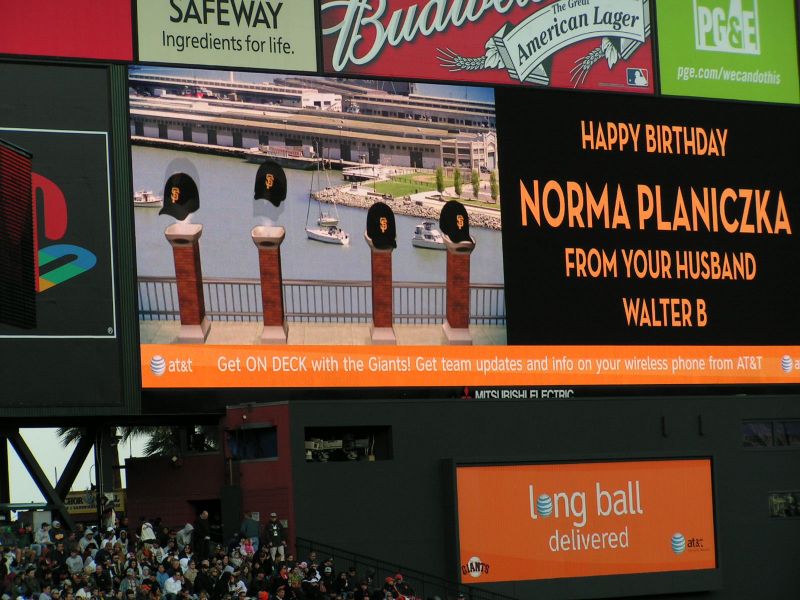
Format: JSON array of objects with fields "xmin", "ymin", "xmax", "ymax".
[
  {"xmin": 456, "ymin": 459, "xmax": 716, "ymax": 583},
  {"xmin": 141, "ymin": 344, "xmax": 800, "ymax": 388}
]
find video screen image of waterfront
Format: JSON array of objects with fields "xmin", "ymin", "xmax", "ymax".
[{"xmin": 131, "ymin": 67, "xmax": 505, "ymax": 346}]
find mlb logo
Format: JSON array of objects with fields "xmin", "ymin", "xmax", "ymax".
[{"xmin": 626, "ymin": 68, "xmax": 649, "ymax": 87}]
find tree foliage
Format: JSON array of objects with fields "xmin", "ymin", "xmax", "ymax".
[
  {"xmin": 489, "ymin": 170, "xmax": 499, "ymax": 201},
  {"xmin": 453, "ymin": 168, "xmax": 462, "ymax": 197},
  {"xmin": 57, "ymin": 426, "xmax": 219, "ymax": 457},
  {"xmin": 471, "ymin": 169, "xmax": 480, "ymax": 199},
  {"xmin": 435, "ymin": 166, "xmax": 445, "ymax": 196}
]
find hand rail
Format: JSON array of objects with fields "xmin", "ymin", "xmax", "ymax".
[
  {"xmin": 137, "ymin": 276, "xmax": 506, "ymax": 325},
  {"xmin": 295, "ymin": 537, "xmax": 518, "ymax": 600}
]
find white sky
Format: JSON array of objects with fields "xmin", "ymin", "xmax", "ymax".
[{"xmin": 8, "ymin": 428, "xmax": 148, "ymax": 505}]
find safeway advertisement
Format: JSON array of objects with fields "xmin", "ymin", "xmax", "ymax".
[
  {"xmin": 321, "ymin": 0, "xmax": 654, "ymax": 92},
  {"xmin": 456, "ymin": 459, "xmax": 716, "ymax": 582}
]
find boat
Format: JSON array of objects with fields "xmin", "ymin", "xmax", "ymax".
[
  {"xmin": 317, "ymin": 212, "xmax": 339, "ymax": 227},
  {"xmin": 305, "ymin": 161, "xmax": 349, "ymax": 245},
  {"xmin": 133, "ymin": 190, "xmax": 163, "ymax": 208},
  {"xmin": 411, "ymin": 220, "xmax": 446, "ymax": 249},
  {"xmin": 245, "ymin": 145, "xmax": 326, "ymax": 170},
  {"xmin": 305, "ymin": 225, "xmax": 349, "ymax": 245}
]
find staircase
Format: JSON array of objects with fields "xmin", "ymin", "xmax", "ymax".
[{"xmin": 295, "ymin": 537, "xmax": 518, "ymax": 600}]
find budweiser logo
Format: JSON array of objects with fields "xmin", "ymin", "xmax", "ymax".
[{"xmin": 322, "ymin": 0, "xmax": 651, "ymax": 90}]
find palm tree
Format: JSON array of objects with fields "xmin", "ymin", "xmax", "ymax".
[
  {"xmin": 55, "ymin": 425, "xmax": 219, "ymax": 489},
  {"xmin": 57, "ymin": 425, "xmax": 218, "ymax": 456}
]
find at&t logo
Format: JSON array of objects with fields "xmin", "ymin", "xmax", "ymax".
[
  {"xmin": 150, "ymin": 355, "xmax": 167, "ymax": 376},
  {"xmin": 780, "ymin": 355, "xmax": 798, "ymax": 374},
  {"xmin": 671, "ymin": 532, "xmax": 705, "ymax": 554}
]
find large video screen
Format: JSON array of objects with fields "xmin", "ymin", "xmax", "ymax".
[
  {"xmin": 135, "ymin": 67, "xmax": 799, "ymax": 395},
  {"xmin": 132, "ymin": 67, "xmax": 506, "ymax": 391},
  {"xmin": 455, "ymin": 459, "xmax": 717, "ymax": 583}
]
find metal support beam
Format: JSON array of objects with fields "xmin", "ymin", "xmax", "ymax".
[
  {"xmin": 6, "ymin": 430, "xmax": 79, "ymax": 530},
  {"xmin": 94, "ymin": 429, "xmax": 104, "ymax": 529},
  {"xmin": 0, "ymin": 434, "xmax": 10, "ymax": 523},
  {"xmin": 54, "ymin": 433, "xmax": 95, "ymax": 498}
]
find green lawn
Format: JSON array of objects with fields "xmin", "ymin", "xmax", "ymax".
[
  {"xmin": 372, "ymin": 173, "xmax": 452, "ymax": 197},
  {"xmin": 370, "ymin": 173, "xmax": 500, "ymax": 208}
]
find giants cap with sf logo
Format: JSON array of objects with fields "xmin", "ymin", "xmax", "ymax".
[
  {"xmin": 439, "ymin": 200, "xmax": 470, "ymax": 243},
  {"xmin": 253, "ymin": 161, "xmax": 287, "ymax": 207},
  {"xmin": 366, "ymin": 202, "xmax": 396, "ymax": 249},
  {"xmin": 159, "ymin": 173, "xmax": 199, "ymax": 220}
]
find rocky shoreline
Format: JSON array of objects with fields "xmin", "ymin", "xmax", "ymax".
[{"xmin": 313, "ymin": 187, "xmax": 502, "ymax": 230}]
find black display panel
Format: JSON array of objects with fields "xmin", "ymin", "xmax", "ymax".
[
  {"xmin": 0, "ymin": 61, "xmax": 136, "ymax": 415},
  {"xmin": 494, "ymin": 88, "xmax": 798, "ymax": 388}
]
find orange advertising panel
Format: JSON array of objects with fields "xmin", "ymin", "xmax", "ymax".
[
  {"xmin": 141, "ymin": 343, "xmax": 800, "ymax": 388},
  {"xmin": 456, "ymin": 459, "xmax": 716, "ymax": 582}
]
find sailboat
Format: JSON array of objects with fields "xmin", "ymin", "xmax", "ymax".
[{"xmin": 305, "ymin": 152, "xmax": 349, "ymax": 245}]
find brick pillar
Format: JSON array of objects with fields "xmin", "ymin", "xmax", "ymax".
[
  {"xmin": 251, "ymin": 226, "xmax": 288, "ymax": 344},
  {"xmin": 165, "ymin": 223, "xmax": 211, "ymax": 343},
  {"xmin": 443, "ymin": 236, "xmax": 476, "ymax": 345},
  {"xmin": 366, "ymin": 234, "xmax": 396, "ymax": 344}
]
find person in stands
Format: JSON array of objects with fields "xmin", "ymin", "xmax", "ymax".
[
  {"xmin": 0, "ymin": 514, "xmax": 423, "ymax": 600},
  {"xmin": 262, "ymin": 515, "xmax": 285, "ymax": 564}
]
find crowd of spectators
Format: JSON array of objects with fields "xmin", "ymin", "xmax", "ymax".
[{"xmin": 0, "ymin": 513, "xmax": 443, "ymax": 600}]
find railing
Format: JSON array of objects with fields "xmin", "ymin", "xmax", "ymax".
[
  {"xmin": 295, "ymin": 537, "xmax": 518, "ymax": 600},
  {"xmin": 138, "ymin": 277, "xmax": 505, "ymax": 325}
]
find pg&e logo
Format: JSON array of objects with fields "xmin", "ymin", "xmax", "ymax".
[{"xmin": 693, "ymin": 0, "xmax": 760, "ymax": 55}]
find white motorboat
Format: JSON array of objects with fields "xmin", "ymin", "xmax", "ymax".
[
  {"xmin": 133, "ymin": 190, "xmax": 163, "ymax": 207},
  {"xmin": 411, "ymin": 220, "xmax": 446, "ymax": 249},
  {"xmin": 305, "ymin": 225, "xmax": 350, "ymax": 245}
]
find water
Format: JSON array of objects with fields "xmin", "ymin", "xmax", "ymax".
[{"xmin": 133, "ymin": 147, "xmax": 504, "ymax": 284}]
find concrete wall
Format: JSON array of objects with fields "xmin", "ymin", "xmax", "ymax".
[
  {"xmin": 289, "ymin": 395, "xmax": 800, "ymax": 599},
  {"xmin": 224, "ymin": 403, "xmax": 295, "ymax": 551},
  {"xmin": 125, "ymin": 453, "xmax": 224, "ymax": 528}
]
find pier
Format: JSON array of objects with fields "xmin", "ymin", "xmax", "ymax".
[{"xmin": 129, "ymin": 91, "xmax": 498, "ymax": 171}]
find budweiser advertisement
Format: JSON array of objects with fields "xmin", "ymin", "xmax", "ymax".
[
  {"xmin": 456, "ymin": 459, "xmax": 717, "ymax": 582},
  {"xmin": 321, "ymin": 0, "xmax": 654, "ymax": 92}
]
